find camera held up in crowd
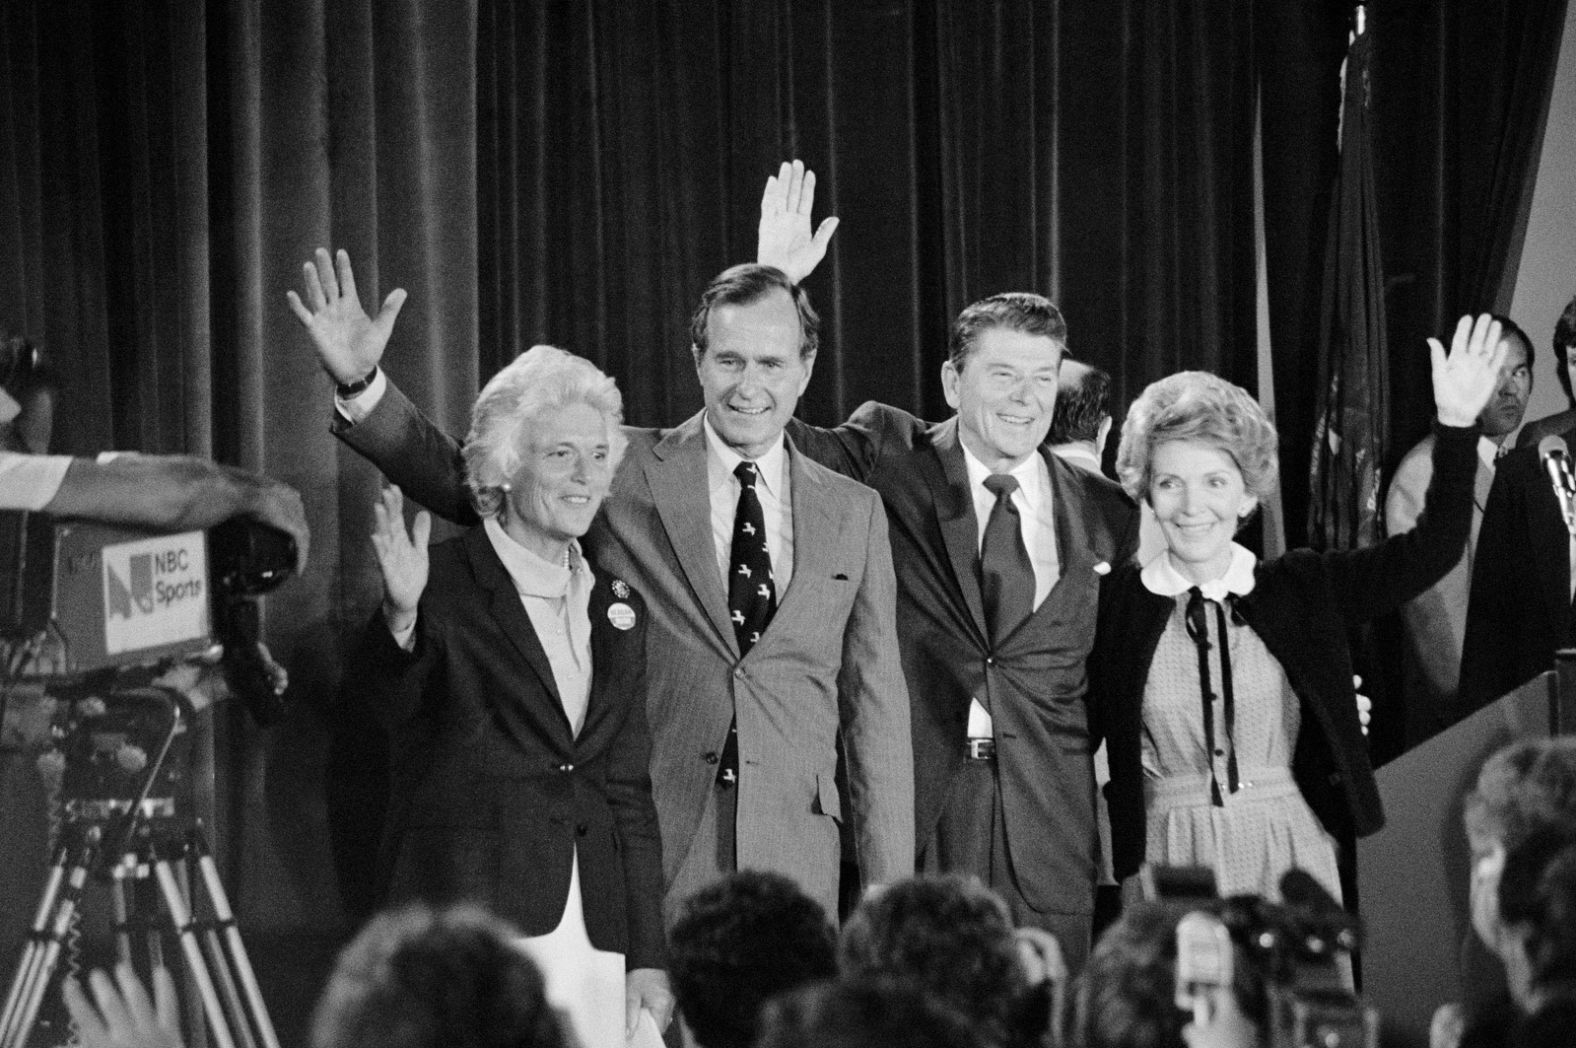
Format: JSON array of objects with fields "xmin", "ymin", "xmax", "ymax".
[{"xmin": 1166, "ymin": 866, "xmax": 1379, "ymax": 1048}]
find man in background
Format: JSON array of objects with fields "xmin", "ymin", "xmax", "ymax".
[
  {"xmin": 1045, "ymin": 358, "xmax": 1113, "ymax": 473},
  {"xmin": 1514, "ymin": 290, "xmax": 1576, "ymax": 450},
  {"xmin": 1387, "ymin": 315, "xmax": 1530, "ymax": 741}
]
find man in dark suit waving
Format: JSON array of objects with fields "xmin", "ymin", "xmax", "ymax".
[{"xmin": 761, "ymin": 165, "xmax": 1138, "ymax": 968}]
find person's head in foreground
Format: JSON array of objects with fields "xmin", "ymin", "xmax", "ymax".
[
  {"xmin": 754, "ymin": 976, "xmax": 989, "ymax": 1048},
  {"xmin": 309, "ymin": 904, "xmax": 567, "ymax": 1048},
  {"xmin": 667, "ymin": 870, "xmax": 837, "ymax": 1048},
  {"xmin": 838, "ymin": 874, "xmax": 1032, "ymax": 1046}
]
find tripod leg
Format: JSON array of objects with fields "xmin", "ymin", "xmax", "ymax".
[
  {"xmin": 151, "ymin": 855, "xmax": 235, "ymax": 1048},
  {"xmin": 170, "ymin": 855, "xmax": 207, "ymax": 1048},
  {"xmin": 0, "ymin": 835, "xmax": 97, "ymax": 1048},
  {"xmin": 0, "ymin": 844, "xmax": 70, "ymax": 1045},
  {"xmin": 190, "ymin": 837, "xmax": 280, "ymax": 1048},
  {"xmin": 198, "ymin": 928, "xmax": 255, "ymax": 1048},
  {"xmin": 111, "ymin": 861, "xmax": 133, "ymax": 968}
]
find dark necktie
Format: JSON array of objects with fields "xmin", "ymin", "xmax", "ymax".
[
  {"xmin": 720, "ymin": 461, "xmax": 776, "ymax": 785},
  {"xmin": 980, "ymin": 473, "xmax": 1034, "ymax": 647}
]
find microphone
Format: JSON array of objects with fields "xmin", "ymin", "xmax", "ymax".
[{"xmin": 1539, "ymin": 435, "xmax": 1576, "ymax": 535}]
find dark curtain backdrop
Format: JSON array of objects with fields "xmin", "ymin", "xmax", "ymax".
[{"xmin": 0, "ymin": 0, "xmax": 1562, "ymax": 948}]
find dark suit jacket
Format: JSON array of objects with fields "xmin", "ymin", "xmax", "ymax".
[
  {"xmin": 1461, "ymin": 422, "xmax": 1576, "ymax": 713},
  {"xmin": 352, "ymin": 527, "xmax": 666, "ymax": 968},
  {"xmin": 337, "ymin": 387, "xmax": 914, "ymax": 920},
  {"xmin": 1090, "ymin": 423, "xmax": 1478, "ymax": 879},
  {"xmin": 788, "ymin": 403, "xmax": 1138, "ymax": 914}
]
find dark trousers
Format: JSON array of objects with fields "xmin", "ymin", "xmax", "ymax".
[{"xmin": 921, "ymin": 759, "xmax": 1094, "ymax": 974}]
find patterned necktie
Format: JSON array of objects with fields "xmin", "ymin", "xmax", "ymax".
[
  {"xmin": 720, "ymin": 461, "xmax": 776, "ymax": 785},
  {"xmin": 980, "ymin": 473, "xmax": 1034, "ymax": 647}
]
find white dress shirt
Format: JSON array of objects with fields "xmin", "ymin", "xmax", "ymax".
[
  {"xmin": 702, "ymin": 415, "xmax": 794, "ymax": 593},
  {"xmin": 961, "ymin": 446, "xmax": 1058, "ymax": 738}
]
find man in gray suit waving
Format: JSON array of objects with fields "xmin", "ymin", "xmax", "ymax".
[{"xmin": 289, "ymin": 250, "xmax": 913, "ymax": 923}]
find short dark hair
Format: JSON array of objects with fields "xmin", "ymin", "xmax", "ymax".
[
  {"xmin": 668, "ymin": 871, "xmax": 837, "ymax": 1048},
  {"xmin": 838, "ymin": 876, "xmax": 1024, "ymax": 1044},
  {"xmin": 1554, "ymin": 292, "xmax": 1576, "ymax": 402},
  {"xmin": 689, "ymin": 264, "xmax": 819, "ymax": 361},
  {"xmin": 1499, "ymin": 830, "xmax": 1576, "ymax": 987},
  {"xmin": 309, "ymin": 904, "xmax": 566, "ymax": 1048},
  {"xmin": 1047, "ymin": 360, "xmax": 1112, "ymax": 445},
  {"xmin": 948, "ymin": 293, "xmax": 1067, "ymax": 370},
  {"xmin": 755, "ymin": 977, "xmax": 987, "ymax": 1048},
  {"xmin": 1491, "ymin": 313, "xmax": 1534, "ymax": 374}
]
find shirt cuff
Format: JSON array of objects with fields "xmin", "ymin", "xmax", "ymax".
[
  {"xmin": 389, "ymin": 613, "xmax": 416, "ymax": 652},
  {"xmin": 335, "ymin": 367, "xmax": 389, "ymax": 425}
]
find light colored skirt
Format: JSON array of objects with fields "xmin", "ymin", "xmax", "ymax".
[
  {"xmin": 1144, "ymin": 766, "xmax": 1343, "ymax": 904},
  {"xmin": 516, "ymin": 850, "xmax": 661, "ymax": 1048}
]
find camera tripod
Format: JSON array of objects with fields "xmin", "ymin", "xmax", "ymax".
[{"xmin": 0, "ymin": 687, "xmax": 280, "ymax": 1048}]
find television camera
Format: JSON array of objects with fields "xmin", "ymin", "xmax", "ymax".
[
  {"xmin": 1167, "ymin": 867, "xmax": 1378, "ymax": 1048},
  {"xmin": 0, "ymin": 514, "xmax": 296, "ymax": 1048}
]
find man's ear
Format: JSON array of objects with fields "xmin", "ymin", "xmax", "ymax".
[
  {"xmin": 941, "ymin": 359, "xmax": 961, "ymax": 410},
  {"xmin": 794, "ymin": 352, "xmax": 817, "ymax": 398}
]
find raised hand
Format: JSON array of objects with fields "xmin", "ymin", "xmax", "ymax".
[
  {"xmin": 756, "ymin": 159, "xmax": 840, "ymax": 284},
  {"xmin": 1431, "ymin": 313, "xmax": 1507, "ymax": 428},
  {"xmin": 286, "ymin": 248, "xmax": 408, "ymax": 385},
  {"xmin": 62, "ymin": 964, "xmax": 184, "ymax": 1048},
  {"xmin": 370, "ymin": 485, "xmax": 431, "ymax": 633}
]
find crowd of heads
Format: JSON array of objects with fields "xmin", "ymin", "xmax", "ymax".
[{"xmin": 274, "ymin": 734, "xmax": 1576, "ymax": 1048}]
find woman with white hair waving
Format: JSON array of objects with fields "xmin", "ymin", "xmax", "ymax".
[
  {"xmin": 1092, "ymin": 315, "xmax": 1506, "ymax": 907},
  {"xmin": 356, "ymin": 344, "xmax": 672, "ymax": 1046}
]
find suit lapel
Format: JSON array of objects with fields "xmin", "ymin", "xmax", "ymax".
[
  {"xmin": 461, "ymin": 528, "xmax": 571, "ymax": 741},
  {"xmin": 927, "ymin": 419, "xmax": 990, "ymax": 641},
  {"xmin": 647, "ymin": 412, "xmax": 739, "ymax": 655},
  {"xmin": 768, "ymin": 439, "xmax": 832, "ymax": 633}
]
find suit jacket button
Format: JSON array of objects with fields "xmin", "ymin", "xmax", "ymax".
[
  {"xmin": 576, "ymin": 823, "xmax": 589, "ymax": 837},
  {"xmin": 703, "ymin": 752, "xmax": 719, "ymax": 764},
  {"xmin": 734, "ymin": 668, "xmax": 747, "ymax": 680},
  {"xmin": 558, "ymin": 762, "xmax": 574, "ymax": 773}
]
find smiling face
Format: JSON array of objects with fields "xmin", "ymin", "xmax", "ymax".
[
  {"xmin": 942, "ymin": 327, "xmax": 1062, "ymax": 472},
  {"xmin": 694, "ymin": 288, "xmax": 814, "ymax": 459},
  {"xmin": 1147, "ymin": 439, "xmax": 1258, "ymax": 584},
  {"xmin": 501, "ymin": 401, "xmax": 613, "ymax": 561}
]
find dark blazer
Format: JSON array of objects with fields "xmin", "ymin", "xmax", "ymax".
[
  {"xmin": 1090, "ymin": 423, "xmax": 1478, "ymax": 879},
  {"xmin": 337, "ymin": 386, "xmax": 914, "ymax": 921},
  {"xmin": 788, "ymin": 403, "xmax": 1138, "ymax": 914},
  {"xmin": 1460, "ymin": 422, "xmax": 1576, "ymax": 714},
  {"xmin": 352, "ymin": 527, "xmax": 666, "ymax": 969}
]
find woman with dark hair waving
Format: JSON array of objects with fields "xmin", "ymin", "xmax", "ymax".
[{"xmin": 1093, "ymin": 314, "xmax": 1506, "ymax": 904}]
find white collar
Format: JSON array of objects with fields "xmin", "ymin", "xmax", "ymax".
[
  {"xmin": 1140, "ymin": 542, "xmax": 1257, "ymax": 601},
  {"xmin": 960, "ymin": 442, "xmax": 1046, "ymax": 507},
  {"xmin": 483, "ymin": 516, "xmax": 585, "ymax": 598},
  {"xmin": 703, "ymin": 415, "xmax": 787, "ymax": 499}
]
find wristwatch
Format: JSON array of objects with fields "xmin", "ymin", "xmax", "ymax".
[{"xmin": 335, "ymin": 365, "xmax": 378, "ymax": 399}]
